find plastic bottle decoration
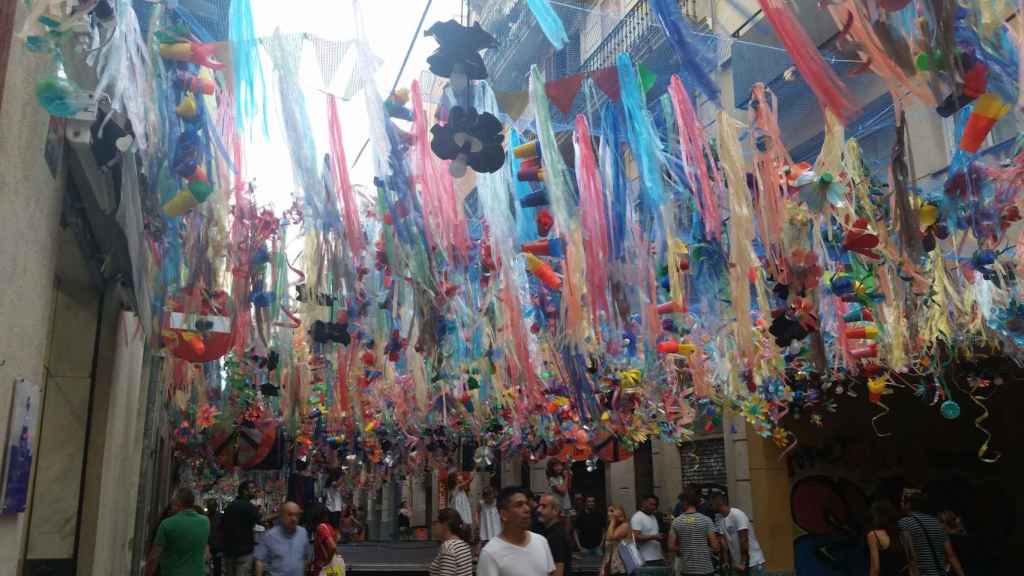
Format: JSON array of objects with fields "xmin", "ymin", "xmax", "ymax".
[
  {"xmin": 430, "ymin": 106, "xmax": 506, "ymax": 176},
  {"xmin": 525, "ymin": 253, "xmax": 562, "ymax": 290},
  {"xmin": 174, "ymin": 72, "xmax": 216, "ymax": 95},
  {"xmin": 159, "ymin": 41, "xmax": 226, "ymax": 70},
  {"xmin": 656, "ymin": 340, "xmax": 696, "ymax": 355},
  {"xmin": 423, "ymin": 20, "xmax": 497, "ymax": 91},
  {"xmin": 175, "ymin": 92, "xmax": 199, "ymax": 119},
  {"xmin": 960, "ymin": 93, "xmax": 1010, "ymax": 153},
  {"xmin": 163, "ymin": 180, "xmax": 213, "ymax": 217},
  {"xmin": 35, "ymin": 76, "xmax": 93, "ymax": 118},
  {"xmin": 385, "ymin": 88, "xmax": 414, "ymax": 121}
]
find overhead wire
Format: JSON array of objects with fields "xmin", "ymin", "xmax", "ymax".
[{"xmin": 350, "ymin": 0, "xmax": 435, "ymax": 169}]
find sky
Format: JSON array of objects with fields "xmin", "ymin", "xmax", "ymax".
[{"xmin": 246, "ymin": 0, "xmax": 465, "ymax": 211}]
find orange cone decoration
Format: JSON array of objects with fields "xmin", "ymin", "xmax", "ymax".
[
  {"xmin": 525, "ymin": 254, "xmax": 562, "ymax": 290},
  {"xmin": 960, "ymin": 93, "xmax": 1010, "ymax": 153}
]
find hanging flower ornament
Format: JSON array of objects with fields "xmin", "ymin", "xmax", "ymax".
[
  {"xmin": 430, "ymin": 106, "xmax": 506, "ymax": 176},
  {"xmin": 424, "ymin": 20, "xmax": 497, "ymax": 90}
]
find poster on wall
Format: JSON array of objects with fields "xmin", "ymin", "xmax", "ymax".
[{"xmin": 0, "ymin": 378, "xmax": 40, "ymax": 515}]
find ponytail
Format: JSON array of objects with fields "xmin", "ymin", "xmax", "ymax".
[{"xmin": 437, "ymin": 507, "xmax": 470, "ymax": 542}]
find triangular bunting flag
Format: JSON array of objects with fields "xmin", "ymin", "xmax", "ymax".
[
  {"xmin": 544, "ymin": 73, "xmax": 585, "ymax": 115},
  {"xmin": 495, "ymin": 90, "xmax": 531, "ymax": 121},
  {"xmin": 638, "ymin": 63, "xmax": 657, "ymax": 95},
  {"xmin": 591, "ymin": 66, "xmax": 620, "ymax": 101},
  {"xmin": 313, "ymin": 38, "xmax": 350, "ymax": 89}
]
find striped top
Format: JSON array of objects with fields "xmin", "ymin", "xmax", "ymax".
[
  {"xmin": 897, "ymin": 513, "xmax": 948, "ymax": 576},
  {"xmin": 671, "ymin": 512, "xmax": 716, "ymax": 575},
  {"xmin": 430, "ymin": 537, "xmax": 474, "ymax": 576}
]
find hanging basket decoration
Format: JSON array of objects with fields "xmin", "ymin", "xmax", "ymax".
[
  {"xmin": 430, "ymin": 106, "xmax": 506, "ymax": 176},
  {"xmin": 162, "ymin": 288, "xmax": 236, "ymax": 363}
]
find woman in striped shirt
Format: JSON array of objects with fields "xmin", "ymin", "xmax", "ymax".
[{"xmin": 431, "ymin": 507, "xmax": 475, "ymax": 576}]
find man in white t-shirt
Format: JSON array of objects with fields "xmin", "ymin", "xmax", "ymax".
[
  {"xmin": 477, "ymin": 486, "xmax": 556, "ymax": 576},
  {"xmin": 711, "ymin": 494, "xmax": 765, "ymax": 576},
  {"xmin": 630, "ymin": 494, "xmax": 666, "ymax": 566},
  {"xmin": 323, "ymin": 480, "xmax": 344, "ymax": 531}
]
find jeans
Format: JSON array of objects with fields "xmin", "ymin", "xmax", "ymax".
[{"xmin": 223, "ymin": 554, "xmax": 254, "ymax": 576}]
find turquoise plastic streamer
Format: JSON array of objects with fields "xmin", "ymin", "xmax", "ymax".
[
  {"xmin": 527, "ymin": 0, "xmax": 568, "ymax": 50},
  {"xmin": 617, "ymin": 53, "xmax": 665, "ymax": 218},
  {"xmin": 229, "ymin": 0, "xmax": 267, "ymax": 135}
]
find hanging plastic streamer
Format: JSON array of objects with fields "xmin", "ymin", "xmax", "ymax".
[
  {"xmin": 92, "ymin": 0, "xmax": 155, "ymax": 151},
  {"xmin": 530, "ymin": 65, "xmax": 586, "ymax": 341},
  {"xmin": 473, "ymin": 82, "xmax": 520, "ymax": 283},
  {"xmin": 526, "ymin": 0, "xmax": 568, "ymax": 50},
  {"xmin": 718, "ymin": 112, "xmax": 757, "ymax": 374},
  {"xmin": 600, "ymin": 102, "xmax": 629, "ymax": 263},
  {"xmin": 326, "ymin": 94, "xmax": 365, "ymax": 261},
  {"xmin": 756, "ymin": 0, "xmax": 858, "ymax": 124},
  {"xmin": 229, "ymin": 0, "xmax": 267, "ymax": 136},
  {"xmin": 353, "ymin": 0, "xmax": 392, "ymax": 181},
  {"xmin": 266, "ymin": 31, "xmax": 324, "ymax": 223},
  {"xmin": 668, "ymin": 75, "xmax": 722, "ymax": 239},
  {"xmin": 411, "ymin": 80, "xmax": 469, "ymax": 263},
  {"xmin": 649, "ymin": 0, "xmax": 720, "ymax": 104},
  {"xmin": 749, "ymin": 84, "xmax": 791, "ymax": 279},
  {"xmin": 825, "ymin": 0, "xmax": 936, "ymax": 113},
  {"xmin": 574, "ymin": 114, "xmax": 612, "ymax": 334},
  {"xmin": 618, "ymin": 53, "xmax": 666, "ymax": 225}
]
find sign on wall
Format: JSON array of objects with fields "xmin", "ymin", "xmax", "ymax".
[{"xmin": 1, "ymin": 378, "xmax": 40, "ymax": 515}]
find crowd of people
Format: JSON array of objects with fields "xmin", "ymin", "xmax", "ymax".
[{"xmin": 145, "ymin": 473, "xmax": 978, "ymax": 576}]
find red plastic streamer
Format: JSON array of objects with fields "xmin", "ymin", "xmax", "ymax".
[
  {"xmin": 326, "ymin": 94, "xmax": 365, "ymax": 260},
  {"xmin": 757, "ymin": 0, "xmax": 859, "ymax": 124},
  {"xmin": 573, "ymin": 114, "xmax": 611, "ymax": 332},
  {"xmin": 668, "ymin": 75, "xmax": 723, "ymax": 239}
]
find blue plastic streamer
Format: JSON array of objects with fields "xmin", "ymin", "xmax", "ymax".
[
  {"xmin": 600, "ymin": 102, "xmax": 627, "ymax": 261},
  {"xmin": 229, "ymin": 0, "xmax": 268, "ymax": 135},
  {"xmin": 527, "ymin": 0, "xmax": 568, "ymax": 50},
  {"xmin": 617, "ymin": 53, "xmax": 665, "ymax": 220},
  {"xmin": 649, "ymin": 0, "xmax": 720, "ymax": 104}
]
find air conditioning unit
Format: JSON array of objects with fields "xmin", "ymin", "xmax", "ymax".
[{"xmin": 56, "ymin": 4, "xmax": 152, "ymax": 331}]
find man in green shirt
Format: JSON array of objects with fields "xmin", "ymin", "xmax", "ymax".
[{"xmin": 147, "ymin": 487, "xmax": 211, "ymax": 576}]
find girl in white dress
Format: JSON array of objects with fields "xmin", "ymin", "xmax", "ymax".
[{"xmin": 476, "ymin": 485, "xmax": 501, "ymax": 547}]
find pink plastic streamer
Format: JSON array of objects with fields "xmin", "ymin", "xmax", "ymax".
[
  {"xmin": 326, "ymin": 94, "xmax": 366, "ymax": 261},
  {"xmin": 757, "ymin": 0, "xmax": 859, "ymax": 124},
  {"xmin": 410, "ymin": 81, "xmax": 470, "ymax": 263},
  {"xmin": 825, "ymin": 0, "xmax": 936, "ymax": 113},
  {"xmin": 668, "ymin": 75, "xmax": 723, "ymax": 239},
  {"xmin": 573, "ymin": 114, "xmax": 611, "ymax": 332}
]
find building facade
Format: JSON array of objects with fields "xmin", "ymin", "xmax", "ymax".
[{"xmin": 0, "ymin": 3, "xmax": 159, "ymax": 574}]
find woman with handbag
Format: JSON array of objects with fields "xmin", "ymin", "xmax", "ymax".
[{"xmin": 602, "ymin": 505, "xmax": 637, "ymax": 576}]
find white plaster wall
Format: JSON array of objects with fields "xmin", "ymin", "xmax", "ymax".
[{"xmin": 0, "ymin": 1, "xmax": 67, "ymax": 571}]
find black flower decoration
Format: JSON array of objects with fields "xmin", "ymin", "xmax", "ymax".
[
  {"xmin": 769, "ymin": 313, "xmax": 808, "ymax": 347},
  {"xmin": 424, "ymin": 20, "xmax": 497, "ymax": 81},
  {"xmin": 430, "ymin": 106, "xmax": 505, "ymax": 175}
]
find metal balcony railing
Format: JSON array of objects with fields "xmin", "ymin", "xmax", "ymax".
[{"xmin": 579, "ymin": 0, "xmax": 699, "ymax": 73}]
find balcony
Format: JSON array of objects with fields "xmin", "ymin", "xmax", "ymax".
[
  {"xmin": 477, "ymin": 0, "xmax": 590, "ymax": 91},
  {"xmin": 580, "ymin": 0, "xmax": 704, "ymax": 73}
]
